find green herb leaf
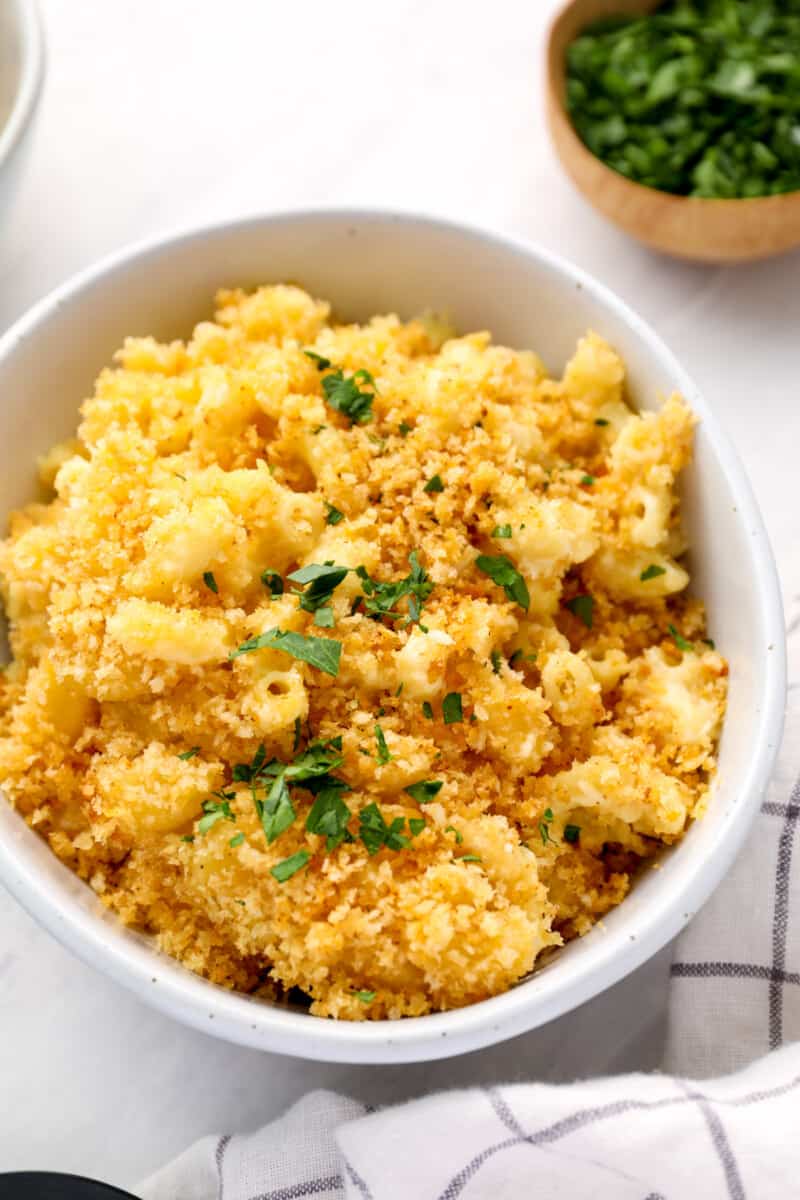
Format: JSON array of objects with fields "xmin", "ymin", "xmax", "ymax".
[
  {"xmin": 640, "ymin": 563, "xmax": 667, "ymax": 581},
  {"xmin": 442, "ymin": 692, "xmax": 463, "ymax": 725},
  {"xmin": 322, "ymin": 368, "xmax": 376, "ymax": 425},
  {"xmin": 456, "ymin": 854, "xmax": 482, "ymax": 863},
  {"xmin": 355, "ymin": 551, "xmax": 433, "ymax": 627},
  {"xmin": 424, "ymin": 474, "xmax": 444, "ymax": 494},
  {"xmin": 259, "ymin": 774, "xmax": 297, "ymax": 844},
  {"xmin": 702, "ymin": 637, "xmax": 716, "ymax": 650},
  {"xmin": 271, "ymin": 849, "xmax": 310, "ymax": 882},
  {"xmin": 595, "ymin": 418, "xmax": 609, "ymax": 426},
  {"xmin": 181, "ymin": 834, "xmax": 195, "ymax": 843},
  {"xmin": 285, "ymin": 736, "xmax": 345, "ymax": 782},
  {"xmin": 325, "ymin": 501, "xmax": 344, "ymax": 526},
  {"xmin": 581, "ymin": 474, "xmax": 595, "ymax": 486},
  {"xmin": 261, "ymin": 569, "xmax": 284, "ymax": 597},
  {"xmin": 539, "ymin": 806, "xmax": 556, "ymax": 846},
  {"xmin": 304, "ymin": 349, "xmax": 332, "ymax": 370},
  {"xmin": 491, "ymin": 524, "xmax": 512, "ymax": 539},
  {"xmin": 490, "ymin": 649, "xmax": 503, "ymax": 674},
  {"xmin": 288, "ymin": 562, "xmax": 350, "ymax": 617},
  {"xmin": 358, "ymin": 803, "xmax": 409, "ymax": 855},
  {"xmin": 564, "ymin": 823, "xmax": 581, "ymax": 845},
  {"xmin": 422, "ymin": 700, "xmax": 434, "ymax": 720},
  {"xmin": 374, "ymin": 724, "xmax": 392, "ymax": 764},
  {"xmin": 178, "ymin": 746, "xmax": 200, "ymax": 761},
  {"xmin": 668, "ymin": 622, "xmax": 694, "ymax": 652},
  {"xmin": 306, "ymin": 786, "xmax": 353, "ymax": 851},
  {"xmin": 403, "ymin": 780, "xmax": 443, "ymax": 804},
  {"xmin": 408, "ymin": 817, "xmax": 426, "ymax": 837},
  {"xmin": 566, "ymin": 594, "xmax": 594, "ymax": 629},
  {"xmin": 445, "ymin": 824, "xmax": 463, "ymax": 844},
  {"xmin": 197, "ymin": 793, "xmax": 236, "ymax": 835},
  {"xmin": 398, "ymin": 421, "xmax": 412, "ymax": 437},
  {"xmin": 230, "ymin": 628, "xmax": 342, "ymax": 676},
  {"xmin": 475, "ymin": 554, "xmax": 530, "ymax": 611},
  {"xmin": 354, "ymin": 989, "xmax": 376, "ymax": 1003},
  {"xmin": 229, "ymin": 832, "xmax": 245, "ymax": 848},
  {"xmin": 203, "ymin": 571, "xmax": 219, "ymax": 594}
]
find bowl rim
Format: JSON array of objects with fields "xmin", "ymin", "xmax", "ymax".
[
  {"xmin": 546, "ymin": 0, "xmax": 800, "ymax": 210},
  {"xmin": 0, "ymin": 0, "xmax": 44, "ymax": 173},
  {"xmin": 0, "ymin": 208, "xmax": 786, "ymax": 1063}
]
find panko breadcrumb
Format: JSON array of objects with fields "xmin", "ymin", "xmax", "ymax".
[{"xmin": 0, "ymin": 285, "xmax": 727, "ymax": 1020}]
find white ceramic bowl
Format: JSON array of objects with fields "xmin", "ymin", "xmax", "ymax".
[
  {"xmin": 0, "ymin": 0, "xmax": 43, "ymax": 173},
  {"xmin": 0, "ymin": 211, "xmax": 785, "ymax": 1063}
]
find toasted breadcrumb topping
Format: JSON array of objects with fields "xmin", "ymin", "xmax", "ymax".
[{"xmin": 0, "ymin": 286, "xmax": 727, "ymax": 1019}]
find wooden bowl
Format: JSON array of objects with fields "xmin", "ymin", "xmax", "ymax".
[{"xmin": 546, "ymin": 0, "xmax": 800, "ymax": 263}]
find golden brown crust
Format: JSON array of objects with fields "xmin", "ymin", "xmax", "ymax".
[{"xmin": 0, "ymin": 286, "xmax": 727, "ymax": 1019}]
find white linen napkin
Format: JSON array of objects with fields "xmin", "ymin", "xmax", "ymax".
[{"xmin": 139, "ymin": 627, "xmax": 797, "ymax": 1200}]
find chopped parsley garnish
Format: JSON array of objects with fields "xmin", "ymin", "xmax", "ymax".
[
  {"xmin": 355, "ymin": 551, "xmax": 433, "ymax": 628},
  {"xmin": 233, "ymin": 737, "xmax": 347, "ymax": 847},
  {"xmin": 271, "ymin": 849, "xmax": 310, "ymax": 882},
  {"xmin": 668, "ymin": 622, "xmax": 694, "ymax": 652},
  {"xmin": 445, "ymin": 825, "xmax": 463, "ymax": 844},
  {"xmin": 564, "ymin": 823, "xmax": 581, "ymax": 845},
  {"xmin": 408, "ymin": 817, "xmax": 426, "ymax": 837},
  {"xmin": 490, "ymin": 649, "xmax": 503, "ymax": 674},
  {"xmin": 422, "ymin": 701, "xmax": 434, "ymax": 720},
  {"xmin": 509, "ymin": 649, "xmax": 523, "ymax": 669},
  {"xmin": 258, "ymin": 773, "xmax": 297, "ymax": 844},
  {"xmin": 475, "ymin": 554, "xmax": 530, "ymax": 611},
  {"xmin": 203, "ymin": 571, "xmax": 219, "ymax": 594},
  {"xmin": 566, "ymin": 1, "xmax": 800, "ymax": 200},
  {"xmin": 703, "ymin": 637, "xmax": 716, "ymax": 650},
  {"xmin": 359, "ymin": 803, "xmax": 410, "ymax": 855},
  {"xmin": 197, "ymin": 792, "xmax": 236, "ymax": 835},
  {"xmin": 595, "ymin": 418, "xmax": 609, "ymax": 426},
  {"xmin": 354, "ymin": 989, "xmax": 376, "ymax": 1003},
  {"xmin": 374, "ymin": 724, "xmax": 392, "ymax": 764},
  {"xmin": 395, "ymin": 683, "xmax": 404, "ymax": 697},
  {"xmin": 288, "ymin": 561, "xmax": 350, "ymax": 620},
  {"xmin": 403, "ymin": 779, "xmax": 443, "ymax": 804},
  {"xmin": 640, "ymin": 563, "xmax": 667, "ymax": 581},
  {"xmin": 539, "ymin": 806, "xmax": 556, "ymax": 846},
  {"xmin": 230, "ymin": 628, "xmax": 342, "ymax": 676},
  {"xmin": 398, "ymin": 421, "xmax": 412, "ymax": 437},
  {"xmin": 303, "ymin": 349, "xmax": 332, "ymax": 370},
  {"xmin": 325, "ymin": 501, "xmax": 344, "ymax": 526},
  {"xmin": 581, "ymin": 474, "xmax": 595, "ymax": 486},
  {"xmin": 491, "ymin": 524, "xmax": 512, "ymax": 539},
  {"xmin": 181, "ymin": 834, "xmax": 195, "ymax": 843},
  {"xmin": 229, "ymin": 832, "xmax": 245, "ymax": 848},
  {"xmin": 457, "ymin": 854, "xmax": 482, "ymax": 864},
  {"xmin": 178, "ymin": 746, "xmax": 200, "ymax": 761},
  {"xmin": 261, "ymin": 569, "xmax": 284, "ymax": 597},
  {"xmin": 566, "ymin": 594, "xmax": 594, "ymax": 629},
  {"xmin": 293, "ymin": 717, "xmax": 302, "ymax": 752},
  {"xmin": 424, "ymin": 474, "xmax": 444, "ymax": 494},
  {"xmin": 442, "ymin": 692, "xmax": 463, "ymax": 725},
  {"xmin": 322, "ymin": 368, "xmax": 377, "ymax": 425},
  {"xmin": 306, "ymin": 785, "xmax": 353, "ymax": 851}
]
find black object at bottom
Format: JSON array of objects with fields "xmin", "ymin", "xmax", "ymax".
[{"xmin": 0, "ymin": 1174, "xmax": 137, "ymax": 1199}]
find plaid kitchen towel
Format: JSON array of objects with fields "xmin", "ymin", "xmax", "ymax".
[{"xmin": 139, "ymin": 630, "xmax": 797, "ymax": 1200}]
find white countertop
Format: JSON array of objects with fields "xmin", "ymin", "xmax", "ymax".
[{"xmin": 0, "ymin": 0, "xmax": 797, "ymax": 1189}]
